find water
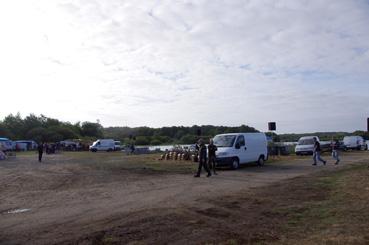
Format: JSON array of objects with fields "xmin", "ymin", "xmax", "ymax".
[{"xmin": 147, "ymin": 144, "xmax": 192, "ymax": 152}]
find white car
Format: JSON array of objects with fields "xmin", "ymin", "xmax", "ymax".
[
  {"xmin": 214, "ymin": 133, "xmax": 268, "ymax": 169},
  {"xmin": 295, "ymin": 136, "xmax": 319, "ymax": 155},
  {"xmin": 89, "ymin": 139, "xmax": 115, "ymax": 152},
  {"xmin": 343, "ymin": 136, "xmax": 366, "ymax": 150}
]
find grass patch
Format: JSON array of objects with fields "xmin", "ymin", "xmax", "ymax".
[{"xmin": 275, "ymin": 163, "xmax": 369, "ymax": 244}]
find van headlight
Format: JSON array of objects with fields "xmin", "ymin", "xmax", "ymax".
[{"xmin": 217, "ymin": 152, "xmax": 228, "ymax": 157}]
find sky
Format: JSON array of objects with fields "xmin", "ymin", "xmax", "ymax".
[{"xmin": 0, "ymin": 0, "xmax": 369, "ymax": 133}]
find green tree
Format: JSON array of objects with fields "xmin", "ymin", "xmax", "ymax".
[
  {"xmin": 135, "ymin": 136, "xmax": 150, "ymax": 145},
  {"xmin": 2, "ymin": 113, "xmax": 24, "ymax": 139},
  {"xmin": 81, "ymin": 122, "xmax": 103, "ymax": 138}
]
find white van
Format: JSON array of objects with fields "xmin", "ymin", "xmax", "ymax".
[
  {"xmin": 89, "ymin": 139, "xmax": 115, "ymax": 152},
  {"xmin": 295, "ymin": 136, "xmax": 319, "ymax": 155},
  {"xmin": 343, "ymin": 136, "xmax": 365, "ymax": 150},
  {"xmin": 114, "ymin": 141, "xmax": 122, "ymax": 151},
  {"xmin": 213, "ymin": 133, "xmax": 268, "ymax": 169}
]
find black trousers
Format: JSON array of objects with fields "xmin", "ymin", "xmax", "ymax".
[
  {"xmin": 208, "ymin": 155, "xmax": 217, "ymax": 173},
  {"xmin": 38, "ymin": 152, "xmax": 43, "ymax": 162},
  {"xmin": 197, "ymin": 154, "xmax": 210, "ymax": 176}
]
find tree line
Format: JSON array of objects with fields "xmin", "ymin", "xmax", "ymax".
[
  {"xmin": 103, "ymin": 124, "xmax": 259, "ymax": 145},
  {"xmin": 1, "ymin": 113, "xmax": 367, "ymax": 145},
  {"xmin": 0, "ymin": 113, "xmax": 259, "ymax": 145},
  {"xmin": 0, "ymin": 113, "xmax": 103, "ymax": 143}
]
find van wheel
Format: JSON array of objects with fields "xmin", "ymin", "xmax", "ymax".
[
  {"xmin": 231, "ymin": 158, "xmax": 240, "ymax": 170},
  {"xmin": 258, "ymin": 156, "xmax": 265, "ymax": 166}
]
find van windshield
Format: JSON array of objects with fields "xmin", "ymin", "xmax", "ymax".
[
  {"xmin": 298, "ymin": 139, "xmax": 315, "ymax": 145},
  {"xmin": 213, "ymin": 135, "xmax": 236, "ymax": 147}
]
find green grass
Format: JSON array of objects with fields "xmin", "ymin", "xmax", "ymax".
[{"xmin": 274, "ymin": 162, "xmax": 369, "ymax": 244}]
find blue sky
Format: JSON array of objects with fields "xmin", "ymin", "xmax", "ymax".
[{"xmin": 0, "ymin": 0, "xmax": 369, "ymax": 133}]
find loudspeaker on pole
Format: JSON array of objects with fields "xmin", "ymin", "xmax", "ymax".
[{"xmin": 268, "ymin": 122, "xmax": 276, "ymax": 131}]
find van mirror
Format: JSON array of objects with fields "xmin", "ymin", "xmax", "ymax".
[{"xmin": 235, "ymin": 143, "xmax": 240, "ymax": 149}]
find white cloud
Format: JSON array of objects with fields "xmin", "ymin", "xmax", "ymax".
[{"xmin": 1, "ymin": 0, "xmax": 369, "ymax": 133}]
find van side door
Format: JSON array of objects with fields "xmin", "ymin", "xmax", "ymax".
[{"xmin": 235, "ymin": 135, "xmax": 248, "ymax": 164}]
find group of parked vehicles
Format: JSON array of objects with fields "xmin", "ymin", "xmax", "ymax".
[
  {"xmin": 89, "ymin": 133, "xmax": 269, "ymax": 169},
  {"xmin": 2, "ymin": 133, "xmax": 368, "ymax": 169},
  {"xmin": 295, "ymin": 135, "xmax": 368, "ymax": 155},
  {"xmin": 0, "ymin": 138, "xmax": 38, "ymax": 151}
]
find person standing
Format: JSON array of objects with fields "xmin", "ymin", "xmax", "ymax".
[
  {"xmin": 38, "ymin": 142, "xmax": 44, "ymax": 162},
  {"xmin": 194, "ymin": 138, "xmax": 211, "ymax": 177},
  {"xmin": 331, "ymin": 139, "xmax": 340, "ymax": 165},
  {"xmin": 313, "ymin": 137, "xmax": 326, "ymax": 166},
  {"xmin": 208, "ymin": 138, "xmax": 218, "ymax": 175}
]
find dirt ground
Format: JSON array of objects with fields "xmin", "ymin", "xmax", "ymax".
[{"xmin": 0, "ymin": 151, "xmax": 368, "ymax": 245}]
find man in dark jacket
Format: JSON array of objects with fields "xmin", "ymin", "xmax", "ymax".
[
  {"xmin": 208, "ymin": 138, "xmax": 218, "ymax": 175},
  {"xmin": 313, "ymin": 137, "xmax": 326, "ymax": 166},
  {"xmin": 194, "ymin": 138, "xmax": 211, "ymax": 177},
  {"xmin": 38, "ymin": 143, "xmax": 44, "ymax": 162}
]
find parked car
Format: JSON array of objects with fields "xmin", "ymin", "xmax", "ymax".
[
  {"xmin": 295, "ymin": 136, "xmax": 330, "ymax": 155},
  {"xmin": 213, "ymin": 133, "xmax": 268, "ymax": 169},
  {"xmin": 89, "ymin": 139, "xmax": 115, "ymax": 152},
  {"xmin": 343, "ymin": 136, "xmax": 366, "ymax": 150},
  {"xmin": 114, "ymin": 141, "xmax": 122, "ymax": 151}
]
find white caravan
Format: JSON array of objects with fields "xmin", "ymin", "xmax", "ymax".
[
  {"xmin": 343, "ymin": 136, "xmax": 366, "ymax": 150},
  {"xmin": 89, "ymin": 139, "xmax": 115, "ymax": 152},
  {"xmin": 213, "ymin": 133, "xmax": 268, "ymax": 169}
]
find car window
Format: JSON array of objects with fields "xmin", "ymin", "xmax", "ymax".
[{"xmin": 236, "ymin": 135, "xmax": 245, "ymax": 146}]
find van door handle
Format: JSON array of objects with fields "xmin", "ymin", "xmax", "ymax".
[{"xmin": 244, "ymin": 147, "xmax": 247, "ymax": 150}]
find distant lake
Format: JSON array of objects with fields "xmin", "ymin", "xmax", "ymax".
[{"xmin": 144, "ymin": 145, "xmax": 193, "ymax": 151}]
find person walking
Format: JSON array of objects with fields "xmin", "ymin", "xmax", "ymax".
[
  {"xmin": 313, "ymin": 137, "xmax": 326, "ymax": 166},
  {"xmin": 208, "ymin": 138, "xmax": 218, "ymax": 175},
  {"xmin": 331, "ymin": 139, "xmax": 341, "ymax": 165},
  {"xmin": 37, "ymin": 142, "xmax": 44, "ymax": 162},
  {"xmin": 194, "ymin": 138, "xmax": 211, "ymax": 177}
]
